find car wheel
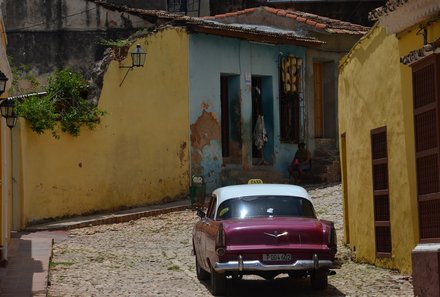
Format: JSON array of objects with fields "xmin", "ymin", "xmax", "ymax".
[
  {"xmin": 195, "ymin": 256, "xmax": 209, "ymax": 281},
  {"xmin": 210, "ymin": 266, "xmax": 226, "ymax": 296},
  {"xmin": 310, "ymin": 270, "xmax": 328, "ymax": 290}
]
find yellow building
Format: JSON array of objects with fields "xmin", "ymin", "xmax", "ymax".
[
  {"xmin": 0, "ymin": 8, "xmax": 13, "ymax": 264},
  {"xmin": 13, "ymin": 28, "xmax": 191, "ymax": 226},
  {"xmin": 339, "ymin": 0, "xmax": 440, "ymax": 274}
]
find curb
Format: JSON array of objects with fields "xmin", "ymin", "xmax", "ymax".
[{"xmin": 25, "ymin": 204, "xmax": 193, "ymax": 231}]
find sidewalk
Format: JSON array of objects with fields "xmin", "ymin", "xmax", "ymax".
[{"xmin": 0, "ymin": 198, "xmax": 193, "ymax": 296}]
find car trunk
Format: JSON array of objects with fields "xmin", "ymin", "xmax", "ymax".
[{"xmin": 224, "ymin": 217, "xmax": 324, "ymax": 246}]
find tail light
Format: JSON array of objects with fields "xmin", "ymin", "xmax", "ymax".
[
  {"xmin": 327, "ymin": 223, "xmax": 337, "ymax": 255},
  {"xmin": 216, "ymin": 223, "xmax": 226, "ymax": 256},
  {"xmin": 322, "ymin": 220, "xmax": 337, "ymax": 255}
]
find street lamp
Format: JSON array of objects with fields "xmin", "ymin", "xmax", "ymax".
[
  {"xmin": 0, "ymin": 100, "xmax": 17, "ymax": 129},
  {"xmin": 0, "ymin": 71, "xmax": 8, "ymax": 95},
  {"xmin": 119, "ymin": 44, "xmax": 147, "ymax": 86},
  {"xmin": 131, "ymin": 44, "xmax": 147, "ymax": 68}
]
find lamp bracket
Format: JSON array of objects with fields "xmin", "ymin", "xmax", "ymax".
[{"xmin": 119, "ymin": 67, "xmax": 134, "ymax": 87}]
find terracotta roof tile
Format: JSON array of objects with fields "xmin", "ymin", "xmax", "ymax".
[
  {"xmin": 224, "ymin": 12, "xmax": 238, "ymax": 17},
  {"xmin": 208, "ymin": 6, "xmax": 369, "ymax": 35},
  {"xmin": 264, "ymin": 7, "xmax": 280, "ymax": 14},
  {"xmin": 369, "ymin": 0, "xmax": 409, "ymax": 21},
  {"xmin": 215, "ymin": 13, "xmax": 228, "ymax": 19},
  {"xmin": 185, "ymin": 19, "xmax": 324, "ymax": 46},
  {"xmin": 243, "ymin": 8, "xmax": 257, "ymax": 14},
  {"xmin": 277, "ymin": 10, "xmax": 287, "ymax": 17},
  {"xmin": 306, "ymin": 19, "xmax": 317, "ymax": 26}
]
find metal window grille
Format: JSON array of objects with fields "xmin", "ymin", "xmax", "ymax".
[
  {"xmin": 371, "ymin": 127, "xmax": 392, "ymax": 256},
  {"xmin": 167, "ymin": 0, "xmax": 201, "ymax": 16},
  {"xmin": 412, "ymin": 54, "xmax": 440, "ymax": 242},
  {"xmin": 279, "ymin": 58, "xmax": 302, "ymax": 143}
]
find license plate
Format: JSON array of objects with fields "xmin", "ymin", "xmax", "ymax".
[{"xmin": 263, "ymin": 253, "xmax": 292, "ymax": 262}]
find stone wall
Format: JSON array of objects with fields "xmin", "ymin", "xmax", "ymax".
[{"xmin": 2, "ymin": 0, "xmax": 151, "ymax": 87}]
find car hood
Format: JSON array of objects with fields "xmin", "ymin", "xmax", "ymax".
[{"xmin": 222, "ymin": 217, "xmax": 325, "ymax": 246}]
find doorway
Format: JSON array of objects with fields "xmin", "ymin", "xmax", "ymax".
[
  {"xmin": 220, "ymin": 75, "xmax": 241, "ymax": 164},
  {"xmin": 251, "ymin": 76, "xmax": 274, "ymax": 165},
  {"xmin": 341, "ymin": 133, "xmax": 350, "ymax": 244},
  {"xmin": 313, "ymin": 62, "xmax": 337, "ymax": 139}
]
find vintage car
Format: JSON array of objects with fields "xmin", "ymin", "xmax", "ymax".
[{"xmin": 192, "ymin": 184, "xmax": 337, "ymax": 295}]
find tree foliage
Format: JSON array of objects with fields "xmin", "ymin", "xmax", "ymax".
[{"xmin": 15, "ymin": 69, "xmax": 106, "ymax": 138}]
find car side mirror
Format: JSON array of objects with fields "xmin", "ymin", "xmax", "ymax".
[{"xmin": 196, "ymin": 209, "xmax": 206, "ymax": 219}]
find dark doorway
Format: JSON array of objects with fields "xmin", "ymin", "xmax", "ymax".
[
  {"xmin": 221, "ymin": 75, "xmax": 230, "ymax": 158},
  {"xmin": 252, "ymin": 77, "xmax": 263, "ymax": 159},
  {"xmin": 221, "ymin": 75, "xmax": 241, "ymax": 164}
]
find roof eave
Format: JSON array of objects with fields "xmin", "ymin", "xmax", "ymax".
[{"xmin": 187, "ymin": 25, "xmax": 323, "ymax": 47}]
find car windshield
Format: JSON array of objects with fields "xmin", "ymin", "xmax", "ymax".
[{"xmin": 216, "ymin": 195, "xmax": 316, "ymax": 220}]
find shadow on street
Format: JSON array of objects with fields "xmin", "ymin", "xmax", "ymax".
[{"xmin": 201, "ymin": 275, "xmax": 345, "ymax": 297}]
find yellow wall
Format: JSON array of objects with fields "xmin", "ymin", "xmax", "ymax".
[
  {"xmin": 17, "ymin": 28, "xmax": 190, "ymax": 223},
  {"xmin": 339, "ymin": 25, "xmax": 418, "ymax": 274},
  {"xmin": 0, "ymin": 11, "xmax": 12, "ymax": 254}
]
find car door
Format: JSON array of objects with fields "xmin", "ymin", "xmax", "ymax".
[{"xmin": 198, "ymin": 195, "xmax": 217, "ymax": 270}]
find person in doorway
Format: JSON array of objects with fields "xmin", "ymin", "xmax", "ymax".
[{"xmin": 288, "ymin": 142, "xmax": 312, "ymax": 183}]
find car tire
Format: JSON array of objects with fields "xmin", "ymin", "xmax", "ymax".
[
  {"xmin": 195, "ymin": 256, "xmax": 209, "ymax": 281},
  {"xmin": 310, "ymin": 270, "xmax": 328, "ymax": 290},
  {"xmin": 210, "ymin": 266, "xmax": 226, "ymax": 296}
]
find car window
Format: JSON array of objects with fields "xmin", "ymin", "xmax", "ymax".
[
  {"xmin": 206, "ymin": 195, "xmax": 217, "ymax": 219},
  {"xmin": 216, "ymin": 196, "xmax": 316, "ymax": 220}
]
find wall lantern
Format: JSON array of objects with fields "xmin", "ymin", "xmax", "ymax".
[
  {"xmin": 0, "ymin": 100, "xmax": 17, "ymax": 129},
  {"xmin": 131, "ymin": 44, "xmax": 147, "ymax": 67},
  {"xmin": 119, "ymin": 44, "xmax": 147, "ymax": 86},
  {"xmin": 0, "ymin": 71, "xmax": 8, "ymax": 96}
]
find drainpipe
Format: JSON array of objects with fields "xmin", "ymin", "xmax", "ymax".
[{"xmin": 1, "ymin": 120, "xmax": 8, "ymax": 262}]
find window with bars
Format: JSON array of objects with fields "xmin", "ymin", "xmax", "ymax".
[
  {"xmin": 279, "ymin": 64, "xmax": 300, "ymax": 143},
  {"xmin": 167, "ymin": 0, "xmax": 200, "ymax": 16},
  {"xmin": 411, "ymin": 53, "xmax": 440, "ymax": 243},
  {"xmin": 371, "ymin": 127, "xmax": 392, "ymax": 257}
]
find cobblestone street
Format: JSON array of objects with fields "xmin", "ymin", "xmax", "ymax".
[{"xmin": 48, "ymin": 184, "xmax": 414, "ymax": 297}]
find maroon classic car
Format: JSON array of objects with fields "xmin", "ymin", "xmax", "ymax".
[{"xmin": 192, "ymin": 184, "xmax": 337, "ymax": 295}]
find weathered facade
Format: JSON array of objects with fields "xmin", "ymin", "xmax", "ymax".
[
  {"xmin": 206, "ymin": 6, "xmax": 368, "ymax": 183},
  {"xmin": 188, "ymin": 32, "xmax": 309, "ymax": 190},
  {"xmin": 7, "ymin": 11, "xmax": 323, "ymax": 225},
  {"xmin": 339, "ymin": 0, "xmax": 440, "ymax": 274}
]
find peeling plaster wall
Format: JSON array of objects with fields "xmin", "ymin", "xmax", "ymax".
[
  {"xmin": 188, "ymin": 33, "xmax": 305, "ymax": 191},
  {"xmin": 17, "ymin": 28, "xmax": 190, "ymax": 224},
  {"xmin": 2, "ymin": 0, "xmax": 151, "ymax": 78}
]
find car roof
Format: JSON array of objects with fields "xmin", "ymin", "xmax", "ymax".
[{"xmin": 213, "ymin": 184, "xmax": 311, "ymax": 206}]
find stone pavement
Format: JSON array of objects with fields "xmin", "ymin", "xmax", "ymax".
[
  {"xmin": 0, "ymin": 198, "xmax": 193, "ymax": 296},
  {"xmin": 0, "ymin": 185, "xmax": 415, "ymax": 296},
  {"xmin": 46, "ymin": 184, "xmax": 414, "ymax": 297}
]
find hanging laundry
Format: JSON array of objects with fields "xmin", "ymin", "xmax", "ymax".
[{"xmin": 253, "ymin": 115, "xmax": 268, "ymax": 150}]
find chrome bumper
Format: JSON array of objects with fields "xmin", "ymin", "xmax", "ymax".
[{"xmin": 214, "ymin": 254, "xmax": 335, "ymax": 272}]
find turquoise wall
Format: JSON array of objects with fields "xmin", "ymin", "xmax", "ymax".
[{"xmin": 189, "ymin": 34, "xmax": 305, "ymax": 191}]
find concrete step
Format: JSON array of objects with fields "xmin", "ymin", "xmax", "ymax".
[
  {"xmin": 313, "ymin": 150, "xmax": 339, "ymax": 159},
  {"xmin": 221, "ymin": 166, "xmax": 289, "ymax": 185}
]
